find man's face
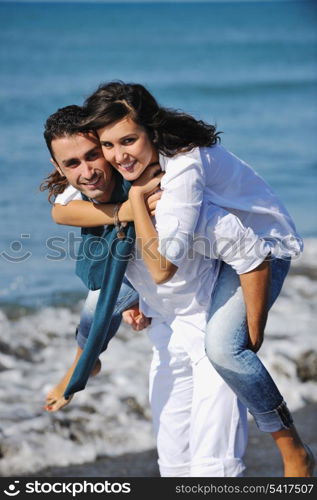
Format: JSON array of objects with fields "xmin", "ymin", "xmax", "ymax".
[{"xmin": 51, "ymin": 133, "xmax": 114, "ymax": 202}]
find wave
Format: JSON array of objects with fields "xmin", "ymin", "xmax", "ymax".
[{"xmin": 162, "ymin": 79, "xmax": 317, "ymax": 97}]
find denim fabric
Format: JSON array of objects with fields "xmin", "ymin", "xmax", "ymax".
[
  {"xmin": 76, "ymin": 276, "xmax": 139, "ymax": 353},
  {"xmin": 205, "ymin": 258, "xmax": 293, "ymax": 432}
]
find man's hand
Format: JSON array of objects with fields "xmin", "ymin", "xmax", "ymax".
[{"xmin": 122, "ymin": 305, "xmax": 151, "ymax": 331}]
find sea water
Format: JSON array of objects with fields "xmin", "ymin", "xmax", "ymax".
[{"xmin": 0, "ymin": 0, "xmax": 316, "ymax": 475}]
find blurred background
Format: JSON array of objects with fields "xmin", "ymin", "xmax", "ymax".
[{"xmin": 0, "ymin": 0, "xmax": 316, "ymax": 477}]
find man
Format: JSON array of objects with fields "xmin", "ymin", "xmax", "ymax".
[{"xmin": 41, "ymin": 105, "xmax": 150, "ymax": 411}]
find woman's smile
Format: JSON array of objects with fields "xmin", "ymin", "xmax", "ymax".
[{"xmin": 97, "ymin": 116, "xmax": 158, "ymax": 181}]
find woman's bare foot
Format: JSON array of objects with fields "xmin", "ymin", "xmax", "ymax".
[
  {"xmin": 272, "ymin": 426, "xmax": 315, "ymax": 477},
  {"xmin": 44, "ymin": 347, "xmax": 101, "ymax": 412},
  {"xmin": 284, "ymin": 445, "xmax": 315, "ymax": 477}
]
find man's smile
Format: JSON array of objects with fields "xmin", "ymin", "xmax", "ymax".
[{"xmin": 80, "ymin": 173, "xmax": 103, "ymax": 187}]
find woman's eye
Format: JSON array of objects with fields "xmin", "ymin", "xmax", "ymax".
[
  {"xmin": 123, "ymin": 137, "xmax": 135, "ymax": 145},
  {"xmin": 101, "ymin": 142, "xmax": 112, "ymax": 148}
]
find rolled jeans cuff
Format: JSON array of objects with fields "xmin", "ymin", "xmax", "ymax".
[{"xmin": 251, "ymin": 400, "xmax": 294, "ymax": 433}]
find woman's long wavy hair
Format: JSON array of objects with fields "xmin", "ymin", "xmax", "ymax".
[
  {"xmin": 40, "ymin": 105, "xmax": 85, "ymax": 203},
  {"xmin": 81, "ymin": 81, "xmax": 221, "ymax": 156}
]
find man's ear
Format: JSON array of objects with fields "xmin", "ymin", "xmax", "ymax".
[{"xmin": 50, "ymin": 158, "xmax": 64, "ymax": 177}]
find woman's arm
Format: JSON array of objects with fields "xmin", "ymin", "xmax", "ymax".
[
  {"xmin": 129, "ymin": 165, "xmax": 178, "ymax": 284},
  {"xmin": 155, "ymin": 150, "xmax": 206, "ymax": 266}
]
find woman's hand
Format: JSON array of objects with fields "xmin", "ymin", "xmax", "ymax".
[
  {"xmin": 119, "ymin": 190, "xmax": 162, "ymax": 221},
  {"xmin": 145, "ymin": 190, "xmax": 162, "ymax": 216},
  {"xmin": 247, "ymin": 327, "xmax": 265, "ymax": 353},
  {"xmin": 239, "ymin": 260, "xmax": 270, "ymax": 353},
  {"xmin": 129, "ymin": 164, "xmax": 164, "ymax": 198}
]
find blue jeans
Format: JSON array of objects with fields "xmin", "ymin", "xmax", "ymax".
[
  {"xmin": 76, "ymin": 276, "xmax": 139, "ymax": 353},
  {"xmin": 205, "ymin": 258, "xmax": 293, "ymax": 433}
]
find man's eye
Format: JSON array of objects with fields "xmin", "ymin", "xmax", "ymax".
[
  {"xmin": 65, "ymin": 162, "xmax": 79, "ymax": 168},
  {"xmin": 87, "ymin": 152, "xmax": 100, "ymax": 160}
]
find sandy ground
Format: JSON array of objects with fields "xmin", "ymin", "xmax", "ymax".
[{"xmin": 26, "ymin": 403, "xmax": 316, "ymax": 478}]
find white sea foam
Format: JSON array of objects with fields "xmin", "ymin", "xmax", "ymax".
[
  {"xmin": 0, "ymin": 306, "xmax": 154, "ymax": 476},
  {"xmin": 0, "ymin": 240, "xmax": 316, "ymax": 476}
]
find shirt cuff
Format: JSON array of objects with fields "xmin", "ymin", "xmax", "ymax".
[
  {"xmin": 194, "ymin": 205, "xmax": 270, "ymax": 274},
  {"xmin": 215, "ymin": 226, "xmax": 271, "ymax": 274}
]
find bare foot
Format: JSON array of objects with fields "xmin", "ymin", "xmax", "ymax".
[
  {"xmin": 284, "ymin": 445, "xmax": 315, "ymax": 477},
  {"xmin": 44, "ymin": 354, "xmax": 101, "ymax": 412}
]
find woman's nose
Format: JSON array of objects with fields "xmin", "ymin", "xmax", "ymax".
[{"xmin": 114, "ymin": 145, "xmax": 127, "ymax": 164}]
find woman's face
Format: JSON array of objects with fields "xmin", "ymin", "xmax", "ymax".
[{"xmin": 97, "ymin": 116, "xmax": 159, "ymax": 181}]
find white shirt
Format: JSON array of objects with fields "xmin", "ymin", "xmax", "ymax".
[
  {"xmin": 125, "ymin": 241, "xmax": 218, "ymax": 363},
  {"xmin": 157, "ymin": 144, "xmax": 302, "ymax": 269},
  {"xmin": 55, "ymin": 185, "xmax": 219, "ymax": 363},
  {"xmin": 55, "ymin": 184, "xmax": 82, "ymax": 204},
  {"xmin": 54, "ymin": 145, "xmax": 299, "ymax": 362},
  {"xmin": 55, "ymin": 172, "xmax": 269, "ymax": 276}
]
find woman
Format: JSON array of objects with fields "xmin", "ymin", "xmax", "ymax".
[{"xmin": 76, "ymin": 80, "xmax": 312, "ymax": 477}]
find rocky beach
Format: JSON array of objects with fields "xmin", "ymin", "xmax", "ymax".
[{"xmin": 0, "ymin": 240, "xmax": 316, "ymax": 478}]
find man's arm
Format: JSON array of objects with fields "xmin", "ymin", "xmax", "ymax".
[
  {"xmin": 52, "ymin": 199, "xmax": 133, "ymax": 227},
  {"xmin": 52, "ymin": 192, "xmax": 161, "ymax": 227}
]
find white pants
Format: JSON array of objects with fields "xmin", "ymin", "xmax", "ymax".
[{"xmin": 148, "ymin": 319, "xmax": 248, "ymax": 477}]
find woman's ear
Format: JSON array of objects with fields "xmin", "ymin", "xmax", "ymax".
[{"xmin": 149, "ymin": 128, "xmax": 159, "ymax": 145}]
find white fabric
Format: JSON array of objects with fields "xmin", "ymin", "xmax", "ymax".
[
  {"xmin": 125, "ymin": 248, "xmax": 219, "ymax": 363},
  {"xmin": 55, "ymin": 169, "xmax": 250, "ymax": 477},
  {"xmin": 55, "ymin": 184, "xmax": 220, "ymax": 359},
  {"xmin": 55, "ymin": 184, "xmax": 82, "ymax": 205},
  {"xmin": 148, "ymin": 318, "xmax": 248, "ymax": 477},
  {"xmin": 157, "ymin": 145, "xmax": 302, "ymax": 268},
  {"xmin": 193, "ymin": 202, "xmax": 270, "ymax": 274},
  {"xmin": 55, "ymin": 162, "xmax": 272, "ymax": 275}
]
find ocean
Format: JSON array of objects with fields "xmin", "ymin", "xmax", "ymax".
[{"xmin": 0, "ymin": 0, "xmax": 316, "ymax": 476}]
